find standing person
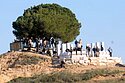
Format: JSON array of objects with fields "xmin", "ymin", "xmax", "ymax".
[
  {"xmin": 35, "ymin": 38, "xmax": 39, "ymax": 52},
  {"xmin": 101, "ymin": 44, "xmax": 104, "ymax": 51},
  {"xmin": 75, "ymin": 40, "xmax": 78, "ymax": 55},
  {"xmin": 70, "ymin": 46, "xmax": 73, "ymax": 56},
  {"xmin": 75, "ymin": 40, "xmax": 78, "ymax": 48},
  {"xmin": 93, "ymin": 46, "xmax": 96, "ymax": 57},
  {"xmin": 79, "ymin": 39, "xmax": 83, "ymax": 55},
  {"xmin": 108, "ymin": 47, "xmax": 113, "ymax": 57},
  {"xmin": 28, "ymin": 37, "xmax": 33, "ymax": 51},
  {"xmin": 86, "ymin": 45, "xmax": 90, "ymax": 56},
  {"xmin": 96, "ymin": 46, "xmax": 100, "ymax": 57},
  {"xmin": 79, "ymin": 39, "xmax": 82, "ymax": 48},
  {"xmin": 43, "ymin": 39, "xmax": 47, "ymax": 48},
  {"xmin": 50, "ymin": 37, "xmax": 54, "ymax": 48},
  {"xmin": 39, "ymin": 38, "xmax": 43, "ymax": 48},
  {"xmin": 23, "ymin": 38, "xmax": 28, "ymax": 47}
]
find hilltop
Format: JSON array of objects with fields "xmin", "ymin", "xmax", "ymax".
[{"xmin": 0, "ymin": 51, "xmax": 125, "ymax": 83}]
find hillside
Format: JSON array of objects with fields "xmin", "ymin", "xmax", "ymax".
[
  {"xmin": 0, "ymin": 51, "xmax": 125, "ymax": 83},
  {"xmin": 0, "ymin": 51, "xmax": 52, "ymax": 82}
]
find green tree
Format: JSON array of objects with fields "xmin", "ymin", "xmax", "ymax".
[{"xmin": 12, "ymin": 3, "xmax": 81, "ymax": 42}]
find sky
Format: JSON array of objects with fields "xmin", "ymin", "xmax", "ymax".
[{"xmin": 0, "ymin": 0, "xmax": 125, "ymax": 63}]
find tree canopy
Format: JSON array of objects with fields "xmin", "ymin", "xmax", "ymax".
[{"xmin": 12, "ymin": 3, "xmax": 81, "ymax": 42}]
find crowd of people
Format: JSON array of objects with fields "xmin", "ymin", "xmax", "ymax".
[
  {"xmin": 14, "ymin": 37, "xmax": 113, "ymax": 57},
  {"xmin": 61, "ymin": 39, "xmax": 113, "ymax": 57},
  {"xmin": 86, "ymin": 43, "xmax": 112, "ymax": 57},
  {"xmin": 14, "ymin": 37, "xmax": 59, "ymax": 54}
]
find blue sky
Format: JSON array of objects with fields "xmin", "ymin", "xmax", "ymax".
[{"xmin": 0, "ymin": 0, "xmax": 125, "ymax": 63}]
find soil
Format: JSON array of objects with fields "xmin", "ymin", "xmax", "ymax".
[{"xmin": 0, "ymin": 51, "xmax": 125, "ymax": 83}]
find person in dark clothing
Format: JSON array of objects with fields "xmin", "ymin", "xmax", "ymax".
[
  {"xmin": 54, "ymin": 40, "xmax": 58, "ymax": 49},
  {"xmin": 93, "ymin": 47, "xmax": 96, "ymax": 57},
  {"xmin": 46, "ymin": 49, "xmax": 51, "ymax": 56},
  {"xmin": 108, "ymin": 47, "xmax": 113, "ymax": 57},
  {"xmin": 60, "ymin": 60, "xmax": 65, "ymax": 68},
  {"xmin": 70, "ymin": 47, "xmax": 73, "ymax": 56},
  {"xmin": 101, "ymin": 44, "xmax": 104, "ymax": 51},
  {"xmin": 86, "ymin": 46, "xmax": 90, "ymax": 56},
  {"xmin": 75, "ymin": 40, "xmax": 78, "ymax": 55},
  {"xmin": 75, "ymin": 40, "xmax": 78, "ymax": 48},
  {"xmin": 95, "ymin": 46, "xmax": 100, "ymax": 57},
  {"xmin": 80, "ymin": 45, "xmax": 83, "ymax": 55},
  {"xmin": 75, "ymin": 48, "xmax": 78, "ymax": 55}
]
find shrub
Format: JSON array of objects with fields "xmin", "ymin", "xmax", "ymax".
[
  {"xmin": 98, "ymin": 78, "xmax": 125, "ymax": 83},
  {"xmin": 80, "ymin": 69, "xmax": 123, "ymax": 80},
  {"xmin": 8, "ymin": 69, "xmax": 124, "ymax": 83}
]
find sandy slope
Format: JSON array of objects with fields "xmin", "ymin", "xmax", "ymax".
[{"xmin": 0, "ymin": 51, "xmax": 124, "ymax": 83}]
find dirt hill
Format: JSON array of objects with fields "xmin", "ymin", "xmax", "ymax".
[
  {"xmin": 0, "ymin": 51, "xmax": 52, "ymax": 82},
  {"xmin": 0, "ymin": 51, "xmax": 125, "ymax": 83}
]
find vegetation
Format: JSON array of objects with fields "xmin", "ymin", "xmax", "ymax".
[
  {"xmin": 10, "ymin": 54, "xmax": 49, "ymax": 66},
  {"xmin": 80, "ymin": 69, "xmax": 123, "ymax": 80},
  {"xmin": 98, "ymin": 78, "xmax": 125, "ymax": 83},
  {"xmin": 0, "ymin": 52, "xmax": 50, "ymax": 68},
  {"xmin": 8, "ymin": 69, "xmax": 124, "ymax": 83},
  {"xmin": 12, "ymin": 3, "xmax": 81, "ymax": 42}
]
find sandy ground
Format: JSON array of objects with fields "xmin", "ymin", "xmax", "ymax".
[{"xmin": 0, "ymin": 51, "xmax": 125, "ymax": 83}]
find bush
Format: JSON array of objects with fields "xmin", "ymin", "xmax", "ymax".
[
  {"xmin": 98, "ymin": 78, "xmax": 125, "ymax": 83},
  {"xmin": 7, "ymin": 53, "xmax": 50, "ymax": 68},
  {"xmin": 8, "ymin": 69, "xmax": 124, "ymax": 83},
  {"xmin": 8, "ymin": 71, "xmax": 82, "ymax": 83},
  {"xmin": 80, "ymin": 69, "xmax": 123, "ymax": 80}
]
